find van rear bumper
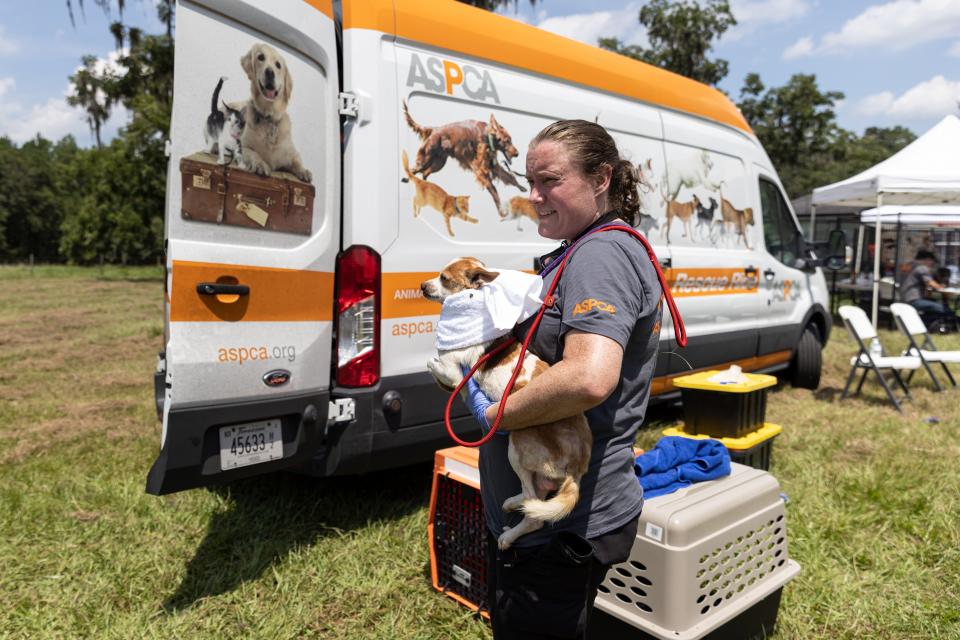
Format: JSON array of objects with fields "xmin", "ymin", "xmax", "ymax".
[
  {"xmin": 296, "ymin": 371, "xmax": 481, "ymax": 477},
  {"xmin": 146, "ymin": 390, "xmax": 329, "ymax": 495}
]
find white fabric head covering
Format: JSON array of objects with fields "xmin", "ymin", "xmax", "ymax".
[{"xmin": 435, "ymin": 269, "xmax": 543, "ymax": 350}]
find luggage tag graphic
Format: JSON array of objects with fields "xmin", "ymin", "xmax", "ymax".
[{"xmin": 236, "ymin": 200, "xmax": 270, "ymax": 227}]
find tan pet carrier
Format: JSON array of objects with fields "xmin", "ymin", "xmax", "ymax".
[{"xmin": 590, "ymin": 463, "xmax": 800, "ymax": 639}]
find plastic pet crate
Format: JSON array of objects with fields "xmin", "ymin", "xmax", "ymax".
[
  {"xmin": 591, "ymin": 463, "xmax": 800, "ymax": 640},
  {"xmin": 672, "ymin": 371, "xmax": 777, "ymax": 438},
  {"xmin": 662, "ymin": 423, "xmax": 782, "ymax": 472},
  {"xmin": 428, "ymin": 446, "xmax": 489, "ymax": 617}
]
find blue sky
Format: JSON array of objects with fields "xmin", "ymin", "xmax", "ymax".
[{"xmin": 1, "ymin": 0, "xmax": 958, "ymax": 145}]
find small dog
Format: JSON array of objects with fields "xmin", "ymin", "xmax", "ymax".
[
  {"xmin": 662, "ymin": 194, "xmax": 701, "ymax": 243},
  {"xmin": 402, "ymin": 101, "xmax": 526, "ymax": 216},
  {"xmin": 719, "ymin": 197, "xmax": 754, "ymax": 248},
  {"xmin": 695, "ymin": 196, "xmax": 718, "ymax": 241},
  {"xmin": 402, "ymin": 151, "xmax": 476, "ymax": 237},
  {"xmin": 501, "ymin": 195, "xmax": 538, "ymax": 231},
  {"xmin": 238, "ymin": 42, "xmax": 312, "ymax": 183},
  {"xmin": 421, "ymin": 258, "xmax": 592, "ymax": 550}
]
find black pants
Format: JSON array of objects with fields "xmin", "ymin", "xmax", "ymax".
[{"xmin": 485, "ymin": 518, "xmax": 639, "ymax": 640}]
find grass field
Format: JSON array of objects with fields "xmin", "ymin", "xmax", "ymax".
[{"xmin": 1, "ymin": 266, "xmax": 959, "ymax": 639}]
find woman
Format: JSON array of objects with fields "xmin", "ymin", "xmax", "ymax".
[{"xmin": 463, "ymin": 120, "xmax": 665, "ymax": 639}]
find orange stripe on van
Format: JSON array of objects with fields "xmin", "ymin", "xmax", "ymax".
[
  {"xmin": 342, "ymin": 0, "xmax": 396, "ymax": 33},
  {"xmin": 170, "ymin": 261, "xmax": 334, "ymax": 322},
  {"xmin": 344, "ymin": 0, "xmax": 751, "ymax": 134},
  {"xmin": 651, "ymin": 351, "xmax": 791, "ymax": 395},
  {"xmin": 382, "ymin": 272, "xmax": 441, "ymax": 319},
  {"xmin": 301, "ymin": 0, "xmax": 334, "ymax": 19}
]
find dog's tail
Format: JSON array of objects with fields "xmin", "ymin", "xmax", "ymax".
[
  {"xmin": 402, "ymin": 100, "xmax": 431, "ymax": 140},
  {"xmin": 521, "ymin": 477, "xmax": 579, "ymax": 522},
  {"xmin": 211, "ymin": 76, "xmax": 226, "ymax": 114},
  {"xmin": 401, "ymin": 150, "xmax": 415, "ymax": 184}
]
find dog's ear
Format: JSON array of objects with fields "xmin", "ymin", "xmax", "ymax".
[
  {"xmin": 466, "ymin": 266, "xmax": 498, "ymax": 286},
  {"xmin": 281, "ymin": 61, "xmax": 293, "ymax": 106},
  {"xmin": 241, "ymin": 47, "xmax": 256, "ymax": 80},
  {"xmin": 488, "ymin": 113, "xmax": 501, "ymax": 133}
]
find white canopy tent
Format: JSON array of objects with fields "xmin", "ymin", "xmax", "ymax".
[
  {"xmin": 860, "ymin": 204, "xmax": 960, "ymax": 226},
  {"xmin": 812, "ymin": 115, "xmax": 960, "ymax": 325}
]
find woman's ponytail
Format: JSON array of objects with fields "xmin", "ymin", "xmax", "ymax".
[{"xmin": 609, "ymin": 159, "xmax": 641, "ymax": 227}]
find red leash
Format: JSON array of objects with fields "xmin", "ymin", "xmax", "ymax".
[{"xmin": 444, "ymin": 224, "xmax": 686, "ymax": 447}]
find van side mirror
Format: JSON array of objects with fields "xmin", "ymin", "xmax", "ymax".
[
  {"xmin": 802, "ymin": 229, "xmax": 848, "ymax": 271},
  {"xmin": 824, "ymin": 229, "xmax": 847, "ymax": 271}
]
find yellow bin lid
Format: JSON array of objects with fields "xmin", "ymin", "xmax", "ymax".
[
  {"xmin": 671, "ymin": 370, "xmax": 777, "ymax": 393},
  {"xmin": 662, "ymin": 423, "xmax": 782, "ymax": 450}
]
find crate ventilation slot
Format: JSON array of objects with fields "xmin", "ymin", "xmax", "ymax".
[{"xmin": 695, "ymin": 518, "xmax": 786, "ymax": 616}]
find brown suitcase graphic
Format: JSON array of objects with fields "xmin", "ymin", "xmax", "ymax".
[{"xmin": 180, "ymin": 152, "xmax": 314, "ymax": 235}]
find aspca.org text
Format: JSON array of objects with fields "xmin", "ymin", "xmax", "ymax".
[
  {"xmin": 391, "ymin": 320, "xmax": 435, "ymax": 338},
  {"xmin": 218, "ymin": 344, "xmax": 296, "ymax": 365}
]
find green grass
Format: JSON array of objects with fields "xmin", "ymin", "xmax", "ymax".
[{"xmin": 1, "ymin": 267, "xmax": 959, "ymax": 638}]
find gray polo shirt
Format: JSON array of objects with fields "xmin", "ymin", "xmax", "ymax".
[
  {"xmin": 901, "ymin": 263, "xmax": 932, "ymax": 303},
  {"xmin": 479, "ymin": 224, "xmax": 662, "ymax": 546}
]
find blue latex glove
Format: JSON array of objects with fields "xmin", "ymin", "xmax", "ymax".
[{"xmin": 460, "ymin": 365, "xmax": 497, "ymax": 433}]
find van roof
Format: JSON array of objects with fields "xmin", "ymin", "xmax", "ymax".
[{"xmin": 339, "ymin": 0, "xmax": 753, "ymax": 136}]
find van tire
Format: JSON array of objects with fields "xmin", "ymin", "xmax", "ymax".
[{"xmin": 790, "ymin": 326, "xmax": 822, "ymax": 390}]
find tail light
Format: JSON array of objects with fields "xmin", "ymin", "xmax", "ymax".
[{"xmin": 334, "ymin": 245, "xmax": 381, "ymax": 387}]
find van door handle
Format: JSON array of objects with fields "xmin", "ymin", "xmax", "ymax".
[
  {"xmin": 659, "ymin": 257, "xmax": 672, "ymax": 269},
  {"xmin": 763, "ymin": 269, "xmax": 776, "ymax": 281},
  {"xmin": 744, "ymin": 266, "xmax": 758, "ymax": 276},
  {"xmin": 196, "ymin": 282, "xmax": 250, "ymax": 296}
]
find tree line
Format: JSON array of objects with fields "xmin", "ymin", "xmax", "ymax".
[{"xmin": 0, "ymin": 0, "xmax": 914, "ymax": 264}]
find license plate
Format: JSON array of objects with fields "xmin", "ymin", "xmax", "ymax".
[{"xmin": 219, "ymin": 419, "xmax": 283, "ymax": 471}]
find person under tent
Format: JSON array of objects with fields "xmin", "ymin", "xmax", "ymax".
[{"xmin": 900, "ymin": 249, "xmax": 958, "ymax": 329}]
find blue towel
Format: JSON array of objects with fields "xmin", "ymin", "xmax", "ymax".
[{"xmin": 634, "ymin": 436, "xmax": 731, "ymax": 498}]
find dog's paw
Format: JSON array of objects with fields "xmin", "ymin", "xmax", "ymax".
[
  {"xmin": 427, "ymin": 357, "xmax": 459, "ymax": 390},
  {"xmin": 502, "ymin": 495, "xmax": 524, "ymax": 512},
  {"xmin": 297, "ymin": 168, "xmax": 313, "ymax": 183},
  {"xmin": 497, "ymin": 528, "xmax": 516, "ymax": 551}
]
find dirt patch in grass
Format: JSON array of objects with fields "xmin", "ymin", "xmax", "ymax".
[{"xmin": 0, "ymin": 399, "xmax": 144, "ymax": 464}]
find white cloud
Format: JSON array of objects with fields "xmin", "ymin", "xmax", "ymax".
[
  {"xmin": 727, "ymin": 0, "xmax": 811, "ymax": 39},
  {"xmin": 0, "ymin": 25, "xmax": 19, "ymax": 55},
  {"xmin": 949, "ymin": 41, "xmax": 960, "ymax": 57},
  {"xmin": 535, "ymin": 4, "xmax": 648, "ymax": 49},
  {"xmin": 782, "ymin": 36, "xmax": 814, "ymax": 60},
  {"xmin": 804, "ymin": 0, "xmax": 960, "ymax": 56},
  {"xmin": 856, "ymin": 75, "xmax": 960, "ymax": 120},
  {"xmin": 0, "ymin": 50, "xmax": 131, "ymax": 145}
]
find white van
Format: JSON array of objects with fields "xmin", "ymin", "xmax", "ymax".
[{"xmin": 146, "ymin": 0, "xmax": 839, "ymax": 494}]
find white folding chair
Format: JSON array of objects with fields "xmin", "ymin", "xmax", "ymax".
[
  {"xmin": 837, "ymin": 305, "xmax": 922, "ymax": 411},
  {"xmin": 890, "ymin": 303, "xmax": 960, "ymax": 391}
]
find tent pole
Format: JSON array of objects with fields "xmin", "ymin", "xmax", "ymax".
[
  {"xmin": 872, "ymin": 193, "xmax": 883, "ymax": 327},
  {"xmin": 853, "ymin": 222, "xmax": 865, "ymax": 283},
  {"xmin": 893, "ymin": 213, "xmax": 902, "ymax": 300}
]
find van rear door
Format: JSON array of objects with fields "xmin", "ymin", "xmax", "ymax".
[{"xmin": 146, "ymin": 0, "xmax": 341, "ymax": 495}]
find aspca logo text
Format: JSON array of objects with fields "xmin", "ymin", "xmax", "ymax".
[
  {"xmin": 406, "ymin": 53, "xmax": 501, "ymax": 104},
  {"xmin": 573, "ymin": 298, "xmax": 617, "ymax": 316}
]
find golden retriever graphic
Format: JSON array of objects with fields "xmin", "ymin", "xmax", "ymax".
[
  {"xmin": 238, "ymin": 43, "xmax": 312, "ymax": 183},
  {"xmin": 402, "ymin": 101, "xmax": 525, "ymax": 216},
  {"xmin": 402, "ymin": 151, "xmax": 476, "ymax": 237}
]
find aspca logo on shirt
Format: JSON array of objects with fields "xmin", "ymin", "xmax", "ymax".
[
  {"xmin": 573, "ymin": 298, "xmax": 617, "ymax": 316},
  {"xmin": 406, "ymin": 53, "xmax": 501, "ymax": 104}
]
